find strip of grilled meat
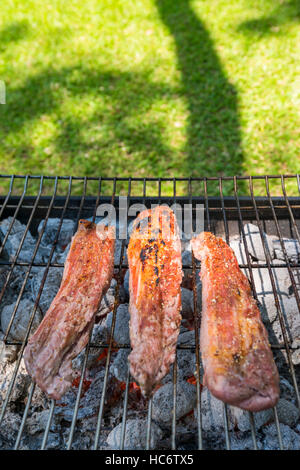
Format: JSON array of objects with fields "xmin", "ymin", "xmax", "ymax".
[
  {"xmin": 24, "ymin": 220, "xmax": 115, "ymax": 400},
  {"xmin": 127, "ymin": 206, "xmax": 182, "ymax": 397},
  {"xmin": 191, "ymin": 232, "xmax": 279, "ymax": 411}
]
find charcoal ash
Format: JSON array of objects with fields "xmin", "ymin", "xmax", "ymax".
[
  {"xmin": 0, "ymin": 217, "xmax": 51, "ymax": 264},
  {"xmin": 152, "ymin": 381, "xmax": 197, "ymax": 426},
  {"xmin": 107, "ymin": 418, "xmax": 163, "ymax": 450},
  {"xmin": 262, "ymin": 423, "xmax": 300, "ymax": 450},
  {"xmin": 18, "ymin": 431, "xmax": 62, "ymax": 450},
  {"xmin": 182, "ymin": 249, "xmax": 192, "ymax": 267},
  {"xmin": 229, "ymin": 237, "xmax": 248, "ymax": 265},
  {"xmin": 243, "ymin": 223, "xmax": 276, "ymax": 261},
  {"xmin": 247, "ymin": 261, "xmax": 300, "ymax": 350},
  {"xmin": 1, "ymin": 299, "xmax": 42, "ymax": 342},
  {"xmin": 31, "ymin": 266, "xmax": 63, "ymax": 314},
  {"xmin": 0, "ymin": 231, "xmax": 11, "ymax": 261},
  {"xmin": 229, "ymin": 432, "xmax": 263, "ymax": 450},
  {"xmin": 196, "ymin": 388, "xmax": 228, "ymax": 433},
  {"xmin": 0, "ymin": 266, "xmax": 34, "ymax": 310},
  {"xmin": 273, "ymin": 238, "xmax": 300, "ymax": 264},
  {"xmin": 54, "ymin": 368, "xmax": 106, "ymax": 422},
  {"xmin": 229, "ymin": 406, "xmax": 273, "ymax": 432},
  {"xmin": 0, "ymin": 358, "xmax": 31, "ymax": 407},
  {"xmin": 181, "ymin": 288, "xmax": 194, "ymax": 320},
  {"xmin": 0, "ymin": 332, "xmax": 19, "ymax": 363},
  {"xmin": 54, "ymin": 242, "xmax": 70, "ymax": 264},
  {"xmin": 97, "ymin": 279, "xmax": 126, "ymax": 320},
  {"xmin": 105, "ymin": 304, "xmax": 130, "ymax": 345},
  {"xmin": 176, "ymin": 331, "xmax": 197, "ymax": 380},
  {"xmin": 72, "ymin": 321, "xmax": 110, "ymax": 371},
  {"xmin": 25, "ymin": 409, "xmax": 60, "ymax": 436},
  {"xmin": 0, "ymin": 218, "xmax": 35, "ymax": 257},
  {"xmin": 37, "ymin": 218, "xmax": 75, "ymax": 250},
  {"xmin": 114, "ymin": 239, "xmax": 128, "ymax": 265},
  {"xmin": 279, "ymin": 377, "xmax": 296, "ymax": 403},
  {"xmin": 30, "ymin": 385, "xmax": 52, "ymax": 412},
  {"xmin": 0, "ymin": 410, "xmax": 22, "ymax": 448},
  {"xmin": 181, "ymin": 283, "xmax": 201, "ymax": 319},
  {"xmin": 181, "ymin": 250, "xmax": 193, "ymax": 288},
  {"xmin": 0, "ymin": 216, "xmax": 299, "ymax": 450},
  {"xmin": 211, "ymin": 423, "xmax": 300, "ymax": 450},
  {"xmin": 291, "ymin": 341, "xmax": 300, "ymax": 365},
  {"xmin": 62, "ymin": 429, "xmax": 94, "ymax": 450},
  {"xmin": 123, "ymin": 270, "xmax": 129, "ymax": 298},
  {"xmin": 110, "ymin": 349, "xmax": 130, "ymax": 383},
  {"xmin": 230, "ymin": 223, "xmax": 300, "ymax": 266},
  {"xmin": 274, "ymin": 399, "xmax": 300, "ymax": 427},
  {"xmin": 230, "ymin": 226, "xmax": 300, "ymax": 367},
  {"xmin": 270, "ymin": 297, "xmax": 300, "ymax": 346},
  {"xmin": 0, "ymin": 218, "xmax": 30, "ymax": 238}
]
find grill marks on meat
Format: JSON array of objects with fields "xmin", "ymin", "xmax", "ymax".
[
  {"xmin": 128, "ymin": 206, "xmax": 182, "ymax": 397},
  {"xmin": 24, "ymin": 220, "xmax": 115, "ymax": 400},
  {"xmin": 191, "ymin": 232, "xmax": 280, "ymax": 411}
]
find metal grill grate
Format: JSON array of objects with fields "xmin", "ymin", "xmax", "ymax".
[{"xmin": 0, "ymin": 174, "xmax": 299, "ymax": 450}]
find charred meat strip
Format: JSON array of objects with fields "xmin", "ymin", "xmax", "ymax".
[
  {"xmin": 128, "ymin": 206, "xmax": 182, "ymax": 397},
  {"xmin": 191, "ymin": 232, "xmax": 279, "ymax": 411},
  {"xmin": 24, "ymin": 220, "xmax": 115, "ymax": 400}
]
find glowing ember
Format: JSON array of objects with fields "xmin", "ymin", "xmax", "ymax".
[
  {"xmin": 187, "ymin": 375, "xmax": 196, "ymax": 385},
  {"xmin": 96, "ymin": 346, "xmax": 118, "ymax": 362},
  {"xmin": 71, "ymin": 376, "xmax": 92, "ymax": 396},
  {"xmin": 186, "ymin": 375, "xmax": 203, "ymax": 392}
]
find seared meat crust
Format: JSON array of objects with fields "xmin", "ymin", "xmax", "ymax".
[
  {"xmin": 191, "ymin": 232, "xmax": 279, "ymax": 411},
  {"xmin": 128, "ymin": 206, "xmax": 182, "ymax": 397},
  {"xmin": 24, "ymin": 220, "xmax": 115, "ymax": 400}
]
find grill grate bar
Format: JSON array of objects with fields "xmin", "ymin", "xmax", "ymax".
[
  {"xmin": 218, "ymin": 177, "xmax": 232, "ymax": 450},
  {"xmin": 171, "ymin": 355, "xmax": 178, "ymax": 450},
  {"xmin": 280, "ymin": 176, "xmax": 300, "ymax": 244},
  {"xmin": 66, "ymin": 329, "xmax": 92, "ymax": 449},
  {"xmin": 119, "ymin": 367, "xmax": 131, "ymax": 450},
  {"xmin": 146, "ymin": 397, "xmax": 153, "ymax": 450},
  {"xmin": 273, "ymin": 406, "xmax": 284, "ymax": 450},
  {"xmin": 1, "ymin": 260, "xmax": 300, "ymax": 270},
  {"xmin": 233, "ymin": 176, "xmax": 282, "ymax": 448},
  {"xmin": 233, "ymin": 176, "xmax": 265, "ymax": 449},
  {"xmin": 64, "ymin": 177, "xmax": 91, "ymax": 450},
  {"xmin": 0, "ymin": 175, "xmax": 299, "ymax": 450},
  {"xmin": 249, "ymin": 177, "xmax": 300, "ymax": 413},
  {"xmin": 0, "ymin": 176, "xmax": 52, "ymax": 425},
  {"xmin": 93, "ymin": 178, "xmax": 131, "ymax": 450},
  {"xmin": 234, "ymin": 179, "xmax": 282, "ymax": 449},
  {"xmin": 14, "ymin": 382, "xmax": 36, "ymax": 450},
  {"xmin": 2, "ymin": 177, "xmax": 57, "ymax": 343},
  {"xmin": 0, "ymin": 176, "xmax": 74, "ymax": 441},
  {"xmin": 189, "ymin": 178, "xmax": 203, "ymax": 450},
  {"xmin": 171, "ymin": 180, "xmax": 178, "ymax": 450},
  {"xmin": 0, "ymin": 176, "xmax": 29, "ymax": 260},
  {"xmin": 265, "ymin": 177, "xmax": 300, "ymax": 316},
  {"xmin": 0, "ymin": 175, "xmax": 14, "ymax": 223},
  {"xmin": 248, "ymin": 412, "xmax": 258, "ymax": 450},
  {"xmin": 0, "ymin": 173, "xmax": 299, "ymax": 182},
  {"xmin": 41, "ymin": 399, "xmax": 55, "ymax": 450}
]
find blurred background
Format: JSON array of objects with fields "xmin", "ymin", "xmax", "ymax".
[{"xmin": 0, "ymin": 0, "xmax": 300, "ymax": 195}]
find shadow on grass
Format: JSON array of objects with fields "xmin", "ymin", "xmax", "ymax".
[
  {"xmin": 155, "ymin": 0, "xmax": 244, "ymax": 195},
  {"xmin": 238, "ymin": 0, "xmax": 300, "ymax": 37},
  {"xmin": 1, "ymin": 1, "xmax": 244, "ymax": 195},
  {"xmin": 0, "ymin": 21, "xmax": 30, "ymax": 51},
  {"xmin": 0, "ymin": 66, "xmax": 182, "ymax": 193}
]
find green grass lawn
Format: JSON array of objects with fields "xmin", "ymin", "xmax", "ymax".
[{"xmin": 0, "ymin": 0, "xmax": 300, "ymax": 196}]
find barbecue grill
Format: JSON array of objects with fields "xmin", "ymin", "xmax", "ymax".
[{"xmin": 0, "ymin": 174, "xmax": 299, "ymax": 450}]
